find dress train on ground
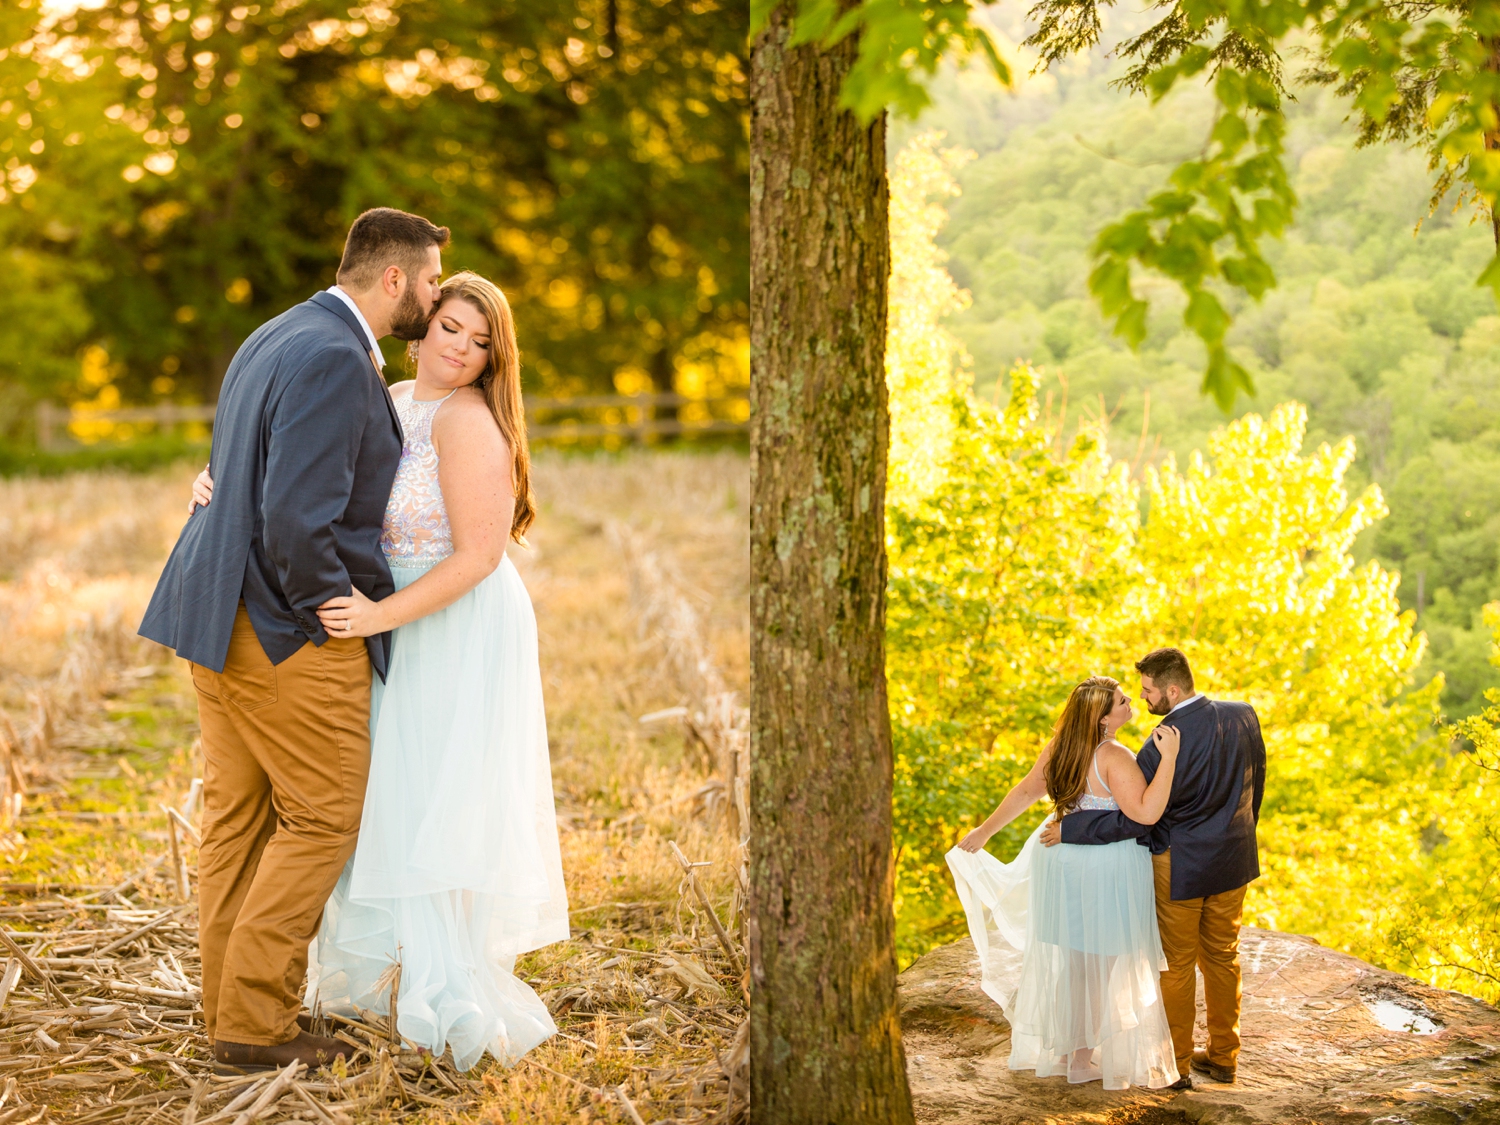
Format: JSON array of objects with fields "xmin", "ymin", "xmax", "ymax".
[
  {"xmin": 947, "ymin": 820, "xmax": 1178, "ymax": 1090},
  {"xmin": 309, "ymin": 557, "xmax": 569, "ymax": 1071}
]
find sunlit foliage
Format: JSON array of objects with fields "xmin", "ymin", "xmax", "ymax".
[
  {"xmin": 886, "ymin": 133, "xmax": 973, "ymax": 504},
  {"xmin": 884, "ymin": 137, "xmax": 1499, "ymax": 1002}
]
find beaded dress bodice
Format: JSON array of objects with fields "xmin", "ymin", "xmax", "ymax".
[{"xmin": 380, "ymin": 390, "xmax": 455, "ymax": 566}]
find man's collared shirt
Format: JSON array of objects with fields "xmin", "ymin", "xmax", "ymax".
[
  {"xmin": 1166, "ymin": 692, "xmax": 1205, "ymax": 716},
  {"xmin": 325, "ymin": 285, "xmax": 383, "ymax": 358}
]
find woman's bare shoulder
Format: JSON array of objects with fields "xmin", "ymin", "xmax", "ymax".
[
  {"xmin": 434, "ymin": 387, "xmax": 507, "ymax": 449},
  {"xmin": 387, "ymin": 379, "xmax": 416, "ymax": 399},
  {"xmin": 435, "ymin": 385, "xmax": 495, "ymax": 425},
  {"xmin": 1098, "ymin": 740, "xmax": 1138, "ymax": 764}
]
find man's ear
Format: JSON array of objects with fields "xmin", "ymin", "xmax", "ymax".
[{"xmin": 382, "ymin": 264, "xmax": 405, "ymax": 298}]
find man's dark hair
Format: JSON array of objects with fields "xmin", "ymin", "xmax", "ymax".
[
  {"xmin": 336, "ymin": 208, "xmax": 450, "ymax": 291},
  {"xmin": 1135, "ymin": 647, "xmax": 1194, "ymax": 694}
]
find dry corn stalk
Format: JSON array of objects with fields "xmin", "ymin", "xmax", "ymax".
[{"xmin": 0, "ymin": 713, "xmax": 23, "ymax": 832}]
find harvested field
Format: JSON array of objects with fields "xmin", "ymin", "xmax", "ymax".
[{"xmin": 0, "ymin": 449, "xmax": 750, "ymax": 1124}]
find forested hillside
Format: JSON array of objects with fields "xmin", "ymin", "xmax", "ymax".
[{"xmin": 894, "ymin": 27, "xmax": 1500, "ymax": 719}]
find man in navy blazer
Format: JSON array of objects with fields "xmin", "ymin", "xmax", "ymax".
[
  {"xmin": 139, "ymin": 208, "xmax": 447, "ymax": 1073},
  {"xmin": 1042, "ymin": 647, "xmax": 1266, "ymax": 1090}
]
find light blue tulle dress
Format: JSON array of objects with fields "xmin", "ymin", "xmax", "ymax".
[
  {"xmin": 947, "ymin": 743, "xmax": 1177, "ymax": 1090},
  {"xmin": 306, "ymin": 388, "xmax": 570, "ymax": 1071}
]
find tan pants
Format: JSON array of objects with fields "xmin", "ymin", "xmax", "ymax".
[
  {"xmin": 190, "ymin": 605, "xmax": 371, "ymax": 1045},
  {"xmin": 1152, "ymin": 850, "xmax": 1246, "ymax": 1074}
]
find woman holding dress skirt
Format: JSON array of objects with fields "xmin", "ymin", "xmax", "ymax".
[
  {"xmin": 947, "ymin": 676, "xmax": 1181, "ymax": 1090},
  {"xmin": 191, "ymin": 272, "xmax": 568, "ymax": 1071}
]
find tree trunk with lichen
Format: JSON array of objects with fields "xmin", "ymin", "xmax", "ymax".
[{"xmin": 748, "ymin": 9, "xmax": 915, "ymax": 1123}]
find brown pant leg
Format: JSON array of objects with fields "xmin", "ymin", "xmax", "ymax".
[
  {"xmin": 1198, "ymin": 882, "xmax": 1247, "ymax": 1068},
  {"xmin": 192, "ymin": 622, "xmax": 278, "ymax": 1045},
  {"xmin": 1153, "ymin": 850, "xmax": 1203, "ymax": 1076},
  {"xmin": 207, "ymin": 610, "xmax": 372, "ymax": 1046}
]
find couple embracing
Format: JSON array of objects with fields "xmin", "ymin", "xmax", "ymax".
[
  {"xmin": 139, "ymin": 208, "xmax": 568, "ymax": 1074},
  {"xmin": 947, "ymin": 648, "xmax": 1266, "ymax": 1091}
]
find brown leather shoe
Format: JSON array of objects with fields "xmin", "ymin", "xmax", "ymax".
[
  {"xmin": 1167, "ymin": 1074, "xmax": 1193, "ymax": 1090},
  {"xmin": 214, "ymin": 1030, "xmax": 353, "ymax": 1073},
  {"xmin": 1191, "ymin": 1050, "xmax": 1235, "ymax": 1084}
]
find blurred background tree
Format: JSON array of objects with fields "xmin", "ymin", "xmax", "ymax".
[{"xmin": 0, "ymin": 0, "xmax": 747, "ymax": 441}]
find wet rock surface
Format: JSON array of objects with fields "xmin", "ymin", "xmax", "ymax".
[{"xmin": 898, "ymin": 927, "xmax": 1500, "ymax": 1124}]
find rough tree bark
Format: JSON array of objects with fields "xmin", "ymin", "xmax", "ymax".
[{"xmin": 749, "ymin": 8, "xmax": 915, "ymax": 1123}]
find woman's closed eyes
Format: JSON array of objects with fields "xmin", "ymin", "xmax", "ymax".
[{"xmin": 440, "ymin": 318, "xmax": 490, "ymax": 348}]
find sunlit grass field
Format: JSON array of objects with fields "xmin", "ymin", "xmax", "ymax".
[{"xmin": 0, "ymin": 449, "xmax": 749, "ymax": 1123}]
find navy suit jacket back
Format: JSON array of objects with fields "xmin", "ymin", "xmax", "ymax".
[
  {"xmin": 139, "ymin": 292, "xmax": 403, "ymax": 679},
  {"xmin": 1059, "ymin": 696, "xmax": 1266, "ymax": 900}
]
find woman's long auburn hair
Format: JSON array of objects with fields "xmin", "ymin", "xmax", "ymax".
[
  {"xmin": 427, "ymin": 271, "xmax": 535, "ymax": 542},
  {"xmin": 1044, "ymin": 676, "xmax": 1120, "ymax": 816}
]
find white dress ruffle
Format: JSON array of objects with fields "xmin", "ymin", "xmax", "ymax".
[
  {"xmin": 308, "ymin": 557, "xmax": 570, "ymax": 1071},
  {"xmin": 947, "ymin": 809, "xmax": 1178, "ymax": 1090}
]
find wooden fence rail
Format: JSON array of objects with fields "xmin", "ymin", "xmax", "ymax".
[{"xmin": 35, "ymin": 393, "xmax": 749, "ymax": 452}]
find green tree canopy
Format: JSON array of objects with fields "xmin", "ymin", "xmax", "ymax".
[{"xmin": 0, "ymin": 0, "xmax": 747, "ymax": 436}]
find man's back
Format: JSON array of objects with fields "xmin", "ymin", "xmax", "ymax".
[
  {"xmin": 139, "ymin": 293, "xmax": 402, "ymax": 677},
  {"xmin": 1062, "ymin": 695, "xmax": 1267, "ymax": 900}
]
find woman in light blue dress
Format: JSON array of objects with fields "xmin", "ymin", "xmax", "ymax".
[
  {"xmin": 193, "ymin": 271, "xmax": 568, "ymax": 1071},
  {"xmin": 947, "ymin": 676, "xmax": 1181, "ymax": 1089}
]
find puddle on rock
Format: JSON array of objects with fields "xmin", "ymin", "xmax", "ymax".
[{"xmin": 1366, "ymin": 997, "xmax": 1442, "ymax": 1035}]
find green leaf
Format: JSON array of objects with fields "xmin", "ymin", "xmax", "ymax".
[
  {"xmin": 1115, "ymin": 297, "xmax": 1150, "ymax": 348},
  {"xmin": 786, "ymin": 0, "xmax": 840, "ymax": 46},
  {"xmin": 1184, "ymin": 288, "xmax": 1231, "ymax": 347},
  {"xmin": 1215, "ymin": 68, "xmax": 1246, "ymax": 112},
  {"xmin": 1212, "ymin": 112, "xmax": 1251, "ymax": 157},
  {"xmin": 1476, "ymin": 253, "xmax": 1500, "ymax": 301},
  {"xmin": 1088, "ymin": 256, "xmax": 1134, "ymax": 314},
  {"xmin": 1221, "ymin": 254, "xmax": 1277, "ymax": 299},
  {"xmin": 1094, "ymin": 213, "xmax": 1152, "ymax": 256},
  {"xmin": 974, "ymin": 26, "xmax": 1013, "ymax": 89},
  {"xmin": 1200, "ymin": 345, "xmax": 1255, "ymax": 412}
]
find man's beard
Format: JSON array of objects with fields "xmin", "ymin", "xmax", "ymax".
[
  {"xmin": 389, "ymin": 284, "xmax": 434, "ymax": 341},
  {"xmin": 1145, "ymin": 695, "xmax": 1172, "ymax": 716}
]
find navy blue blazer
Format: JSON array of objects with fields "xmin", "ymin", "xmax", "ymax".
[
  {"xmin": 1058, "ymin": 696, "xmax": 1266, "ymax": 900},
  {"xmin": 139, "ymin": 292, "xmax": 404, "ymax": 680}
]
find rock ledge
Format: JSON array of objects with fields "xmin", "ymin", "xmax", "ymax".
[{"xmin": 898, "ymin": 927, "xmax": 1500, "ymax": 1124}]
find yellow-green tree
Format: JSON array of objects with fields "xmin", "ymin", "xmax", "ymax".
[{"xmin": 1398, "ymin": 605, "xmax": 1500, "ymax": 1000}]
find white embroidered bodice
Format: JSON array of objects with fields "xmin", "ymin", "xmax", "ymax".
[
  {"xmin": 1075, "ymin": 739, "xmax": 1124, "ymax": 811},
  {"xmin": 380, "ymin": 389, "xmax": 455, "ymax": 565}
]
